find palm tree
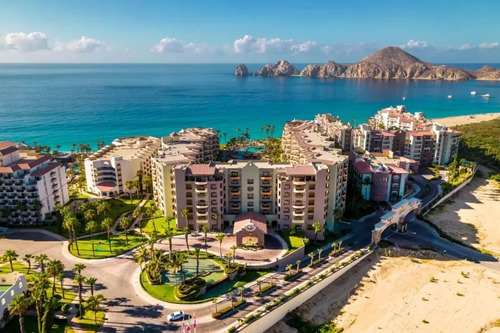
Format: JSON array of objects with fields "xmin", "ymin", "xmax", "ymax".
[
  {"xmin": 3, "ymin": 249, "xmax": 19, "ymax": 272},
  {"xmin": 331, "ymin": 242, "xmax": 337, "ymax": 254},
  {"xmin": 286, "ymin": 264, "xmax": 293, "ymax": 276},
  {"xmin": 57, "ymin": 272, "xmax": 65, "ymax": 298},
  {"xmin": 318, "ymin": 248, "xmax": 322, "ymax": 259},
  {"xmin": 63, "ymin": 213, "xmax": 80, "ymax": 255},
  {"xmin": 74, "ymin": 274, "xmax": 86, "ymax": 318},
  {"xmin": 86, "ymin": 220, "xmax": 99, "ymax": 257},
  {"xmin": 181, "ymin": 208, "xmax": 190, "ymax": 229},
  {"xmin": 133, "ymin": 207, "xmax": 144, "ymax": 241},
  {"xmin": 9, "ymin": 294, "xmax": 30, "ymax": 333},
  {"xmin": 87, "ymin": 294, "xmax": 105, "ymax": 324},
  {"xmin": 134, "ymin": 246, "xmax": 149, "ymax": 270},
  {"xmin": 239, "ymin": 287, "xmax": 244, "ymax": 302},
  {"xmin": 73, "ymin": 263, "xmax": 86, "ymax": 275},
  {"xmin": 101, "ymin": 217, "xmax": 114, "ymax": 252},
  {"xmin": 227, "ymin": 292, "xmax": 234, "ymax": 308},
  {"xmin": 216, "ymin": 233, "xmax": 225, "ymax": 259},
  {"xmin": 256, "ymin": 279, "xmax": 262, "ymax": 294},
  {"xmin": 86, "ymin": 277, "xmax": 98, "ymax": 296},
  {"xmin": 333, "ymin": 208, "xmax": 342, "ymax": 223},
  {"xmin": 119, "ymin": 216, "xmax": 131, "ymax": 245},
  {"xmin": 213, "ymin": 298, "xmax": 218, "ymax": 313},
  {"xmin": 125, "ymin": 180, "xmax": 135, "ymax": 204},
  {"xmin": 23, "ymin": 254, "xmax": 33, "ymax": 275},
  {"xmin": 338, "ymin": 240, "xmax": 343, "ymax": 251},
  {"xmin": 225, "ymin": 252, "xmax": 232, "ymax": 266},
  {"xmin": 211, "ymin": 212, "xmax": 219, "ymax": 230},
  {"xmin": 47, "ymin": 259, "xmax": 64, "ymax": 295},
  {"xmin": 230, "ymin": 245, "xmax": 237, "ymax": 260},
  {"xmin": 35, "ymin": 253, "xmax": 48, "ymax": 274},
  {"xmin": 312, "ymin": 221, "xmax": 322, "ymax": 245},
  {"xmin": 194, "ymin": 247, "xmax": 201, "ymax": 276},
  {"xmin": 202, "ymin": 224, "xmax": 210, "ymax": 254},
  {"xmin": 308, "ymin": 252, "xmax": 314, "ymax": 266},
  {"xmin": 30, "ymin": 273, "xmax": 50, "ymax": 332},
  {"xmin": 296, "ymin": 259, "xmax": 301, "ymax": 272}
]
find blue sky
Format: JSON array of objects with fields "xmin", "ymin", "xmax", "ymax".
[{"xmin": 0, "ymin": 0, "xmax": 499, "ymax": 63}]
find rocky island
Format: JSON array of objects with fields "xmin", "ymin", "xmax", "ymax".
[
  {"xmin": 235, "ymin": 63, "xmax": 249, "ymax": 76},
  {"xmin": 238, "ymin": 46, "xmax": 500, "ymax": 81}
]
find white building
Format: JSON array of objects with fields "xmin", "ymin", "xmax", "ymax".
[
  {"xmin": 0, "ymin": 142, "xmax": 69, "ymax": 225},
  {"xmin": 432, "ymin": 123, "xmax": 460, "ymax": 165},
  {"xmin": 85, "ymin": 136, "xmax": 161, "ymax": 197},
  {"xmin": 0, "ymin": 273, "xmax": 28, "ymax": 328}
]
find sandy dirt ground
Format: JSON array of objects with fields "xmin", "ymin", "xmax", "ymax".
[
  {"xmin": 267, "ymin": 250, "xmax": 500, "ymax": 333},
  {"xmin": 428, "ymin": 168, "xmax": 500, "ymax": 255},
  {"xmin": 432, "ymin": 113, "xmax": 500, "ymax": 127}
]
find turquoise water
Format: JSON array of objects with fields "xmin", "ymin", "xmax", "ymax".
[{"xmin": 0, "ymin": 63, "xmax": 499, "ymax": 150}]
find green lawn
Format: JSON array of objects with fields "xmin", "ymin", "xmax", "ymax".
[
  {"xmin": 107, "ymin": 197, "xmax": 142, "ymax": 222},
  {"xmin": 140, "ymin": 253, "xmax": 269, "ymax": 303},
  {"xmin": 279, "ymin": 230, "xmax": 343, "ymax": 254},
  {"xmin": 69, "ymin": 231, "xmax": 145, "ymax": 259},
  {"xmin": 67, "ymin": 302, "xmax": 105, "ymax": 333},
  {"xmin": 3, "ymin": 315, "xmax": 67, "ymax": 333},
  {"xmin": 140, "ymin": 216, "xmax": 183, "ymax": 236},
  {"xmin": 279, "ymin": 231, "xmax": 304, "ymax": 250}
]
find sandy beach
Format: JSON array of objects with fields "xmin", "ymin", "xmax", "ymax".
[
  {"xmin": 432, "ymin": 112, "xmax": 500, "ymax": 127},
  {"xmin": 267, "ymin": 249, "xmax": 500, "ymax": 333},
  {"xmin": 427, "ymin": 166, "xmax": 500, "ymax": 255}
]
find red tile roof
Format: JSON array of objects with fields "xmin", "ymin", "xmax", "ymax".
[
  {"xmin": 234, "ymin": 212, "xmax": 268, "ymax": 234},
  {"xmin": 354, "ymin": 161, "xmax": 373, "ymax": 174},
  {"xmin": 387, "ymin": 164, "xmax": 409, "ymax": 175},
  {"xmin": 186, "ymin": 164, "xmax": 216, "ymax": 176},
  {"xmin": 373, "ymin": 131, "xmax": 395, "ymax": 137},
  {"xmin": 408, "ymin": 131, "xmax": 434, "ymax": 136},
  {"xmin": 0, "ymin": 146, "xmax": 19, "ymax": 156},
  {"xmin": 0, "ymin": 141, "xmax": 17, "ymax": 149},
  {"xmin": 30, "ymin": 162, "xmax": 61, "ymax": 177},
  {"xmin": 97, "ymin": 181, "xmax": 117, "ymax": 192}
]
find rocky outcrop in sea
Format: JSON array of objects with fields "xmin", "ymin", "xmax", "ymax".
[
  {"xmin": 258, "ymin": 60, "xmax": 300, "ymax": 77},
  {"xmin": 300, "ymin": 61, "xmax": 346, "ymax": 77},
  {"xmin": 235, "ymin": 64, "xmax": 249, "ymax": 76}
]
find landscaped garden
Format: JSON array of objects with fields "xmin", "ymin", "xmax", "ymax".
[
  {"xmin": 69, "ymin": 231, "xmax": 145, "ymax": 259},
  {"xmin": 138, "ymin": 251, "xmax": 268, "ymax": 304}
]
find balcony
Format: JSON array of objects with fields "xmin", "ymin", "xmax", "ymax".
[
  {"xmin": 293, "ymin": 201, "xmax": 305, "ymax": 209},
  {"xmin": 196, "ymin": 211, "xmax": 208, "ymax": 217},
  {"xmin": 230, "ymin": 189, "xmax": 241, "ymax": 196},
  {"xmin": 293, "ymin": 180, "xmax": 307, "ymax": 186},
  {"xmin": 293, "ymin": 186, "xmax": 305, "ymax": 193},
  {"xmin": 261, "ymin": 188, "xmax": 272, "ymax": 195},
  {"xmin": 196, "ymin": 202, "xmax": 208, "ymax": 209},
  {"xmin": 260, "ymin": 204, "xmax": 272, "ymax": 210},
  {"xmin": 260, "ymin": 176, "xmax": 272, "ymax": 181},
  {"xmin": 195, "ymin": 186, "xmax": 207, "ymax": 193},
  {"xmin": 293, "ymin": 210, "xmax": 305, "ymax": 216},
  {"xmin": 230, "ymin": 203, "xmax": 241, "ymax": 210},
  {"xmin": 195, "ymin": 181, "xmax": 207, "ymax": 186}
]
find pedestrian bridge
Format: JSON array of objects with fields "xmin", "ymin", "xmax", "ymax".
[{"xmin": 372, "ymin": 198, "xmax": 422, "ymax": 245}]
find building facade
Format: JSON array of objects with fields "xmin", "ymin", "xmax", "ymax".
[
  {"xmin": 84, "ymin": 136, "xmax": 161, "ymax": 196},
  {"xmin": 0, "ymin": 142, "xmax": 69, "ymax": 225}
]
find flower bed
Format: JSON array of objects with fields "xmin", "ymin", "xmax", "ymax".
[
  {"xmin": 175, "ymin": 277, "xmax": 207, "ymax": 300},
  {"xmin": 212, "ymin": 299, "xmax": 246, "ymax": 319},
  {"xmin": 283, "ymin": 269, "xmax": 303, "ymax": 281},
  {"xmin": 308, "ymin": 258, "xmax": 325, "ymax": 268},
  {"xmin": 254, "ymin": 283, "xmax": 276, "ymax": 296}
]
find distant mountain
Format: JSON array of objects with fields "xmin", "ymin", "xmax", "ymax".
[{"xmin": 252, "ymin": 46, "xmax": 499, "ymax": 81}]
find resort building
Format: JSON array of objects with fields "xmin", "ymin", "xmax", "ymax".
[
  {"xmin": 404, "ymin": 131, "xmax": 436, "ymax": 167},
  {"xmin": 432, "ymin": 123, "xmax": 460, "ymax": 165},
  {"xmin": 348, "ymin": 150, "xmax": 412, "ymax": 202},
  {"xmin": 370, "ymin": 105, "xmax": 430, "ymax": 131},
  {"xmin": 314, "ymin": 114, "xmax": 353, "ymax": 151},
  {"xmin": 84, "ymin": 136, "xmax": 161, "ymax": 197},
  {"xmin": 0, "ymin": 141, "xmax": 69, "ymax": 225},
  {"xmin": 0, "ymin": 272, "xmax": 27, "ymax": 329}
]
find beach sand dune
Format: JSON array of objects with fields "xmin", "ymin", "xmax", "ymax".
[
  {"xmin": 267, "ymin": 250, "xmax": 500, "ymax": 333},
  {"xmin": 432, "ymin": 113, "xmax": 500, "ymax": 127},
  {"xmin": 428, "ymin": 166, "xmax": 500, "ymax": 255}
]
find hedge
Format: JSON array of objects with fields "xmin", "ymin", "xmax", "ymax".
[
  {"xmin": 175, "ymin": 277, "xmax": 206, "ymax": 300},
  {"xmin": 212, "ymin": 299, "xmax": 246, "ymax": 319},
  {"xmin": 254, "ymin": 283, "xmax": 276, "ymax": 296},
  {"xmin": 283, "ymin": 269, "xmax": 303, "ymax": 281},
  {"xmin": 308, "ymin": 258, "xmax": 325, "ymax": 268}
]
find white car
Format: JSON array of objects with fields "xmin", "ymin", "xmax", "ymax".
[{"xmin": 167, "ymin": 311, "xmax": 185, "ymax": 321}]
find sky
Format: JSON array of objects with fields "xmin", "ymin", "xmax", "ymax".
[{"xmin": 0, "ymin": 0, "xmax": 499, "ymax": 63}]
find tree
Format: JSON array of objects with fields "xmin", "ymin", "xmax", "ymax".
[
  {"xmin": 3, "ymin": 249, "xmax": 19, "ymax": 272},
  {"xmin": 101, "ymin": 217, "xmax": 114, "ymax": 252},
  {"xmin": 63, "ymin": 213, "xmax": 80, "ymax": 255},
  {"xmin": 312, "ymin": 221, "xmax": 322, "ymax": 245},
  {"xmin": 202, "ymin": 224, "xmax": 210, "ymax": 254},
  {"xmin": 47, "ymin": 259, "xmax": 64, "ymax": 295},
  {"xmin": 331, "ymin": 242, "xmax": 337, "ymax": 253},
  {"xmin": 318, "ymin": 248, "xmax": 323, "ymax": 259},
  {"xmin": 256, "ymin": 279, "xmax": 262, "ymax": 294},
  {"xmin": 211, "ymin": 212, "xmax": 219, "ymax": 230},
  {"xmin": 225, "ymin": 252, "xmax": 232, "ymax": 266},
  {"xmin": 181, "ymin": 208, "xmax": 190, "ymax": 230},
  {"xmin": 35, "ymin": 253, "xmax": 48, "ymax": 274},
  {"xmin": 213, "ymin": 298, "xmax": 218, "ymax": 313},
  {"xmin": 125, "ymin": 181, "xmax": 135, "ymax": 204},
  {"xmin": 74, "ymin": 274, "xmax": 86, "ymax": 318},
  {"xmin": 86, "ymin": 277, "xmax": 98, "ymax": 297},
  {"xmin": 239, "ymin": 287, "xmax": 244, "ymax": 302},
  {"xmin": 142, "ymin": 174, "xmax": 152, "ymax": 194},
  {"xmin": 73, "ymin": 263, "xmax": 86, "ymax": 275},
  {"xmin": 230, "ymin": 245, "xmax": 237, "ymax": 260},
  {"xmin": 57, "ymin": 272, "xmax": 65, "ymax": 298},
  {"xmin": 286, "ymin": 264, "xmax": 293, "ymax": 276},
  {"xmin": 296, "ymin": 260, "xmax": 301, "ymax": 272},
  {"xmin": 119, "ymin": 216, "xmax": 131, "ymax": 245},
  {"xmin": 133, "ymin": 207, "xmax": 144, "ymax": 241},
  {"xmin": 23, "ymin": 254, "xmax": 33, "ymax": 275},
  {"xmin": 182, "ymin": 227, "xmax": 191, "ymax": 253},
  {"xmin": 338, "ymin": 240, "xmax": 343, "ymax": 251},
  {"xmin": 87, "ymin": 294, "xmax": 105, "ymax": 324},
  {"xmin": 134, "ymin": 246, "xmax": 148, "ymax": 270},
  {"xmin": 194, "ymin": 247, "xmax": 201, "ymax": 277},
  {"xmin": 30, "ymin": 273, "xmax": 50, "ymax": 332},
  {"xmin": 164, "ymin": 229, "xmax": 173, "ymax": 260},
  {"xmin": 308, "ymin": 252, "xmax": 314, "ymax": 266},
  {"xmin": 9, "ymin": 294, "xmax": 30, "ymax": 333},
  {"xmin": 216, "ymin": 233, "xmax": 225, "ymax": 259},
  {"xmin": 227, "ymin": 292, "xmax": 234, "ymax": 308},
  {"xmin": 86, "ymin": 220, "xmax": 99, "ymax": 257},
  {"xmin": 333, "ymin": 208, "xmax": 342, "ymax": 223}
]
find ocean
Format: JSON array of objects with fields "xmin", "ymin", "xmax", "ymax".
[{"xmin": 0, "ymin": 63, "xmax": 499, "ymax": 151}]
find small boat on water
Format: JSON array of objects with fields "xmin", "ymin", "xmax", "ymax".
[
  {"xmin": 447, "ymin": 95, "xmax": 453, "ymax": 99},
  {"xmin": 402, "ymin": 96, "xmax": 406, "ymax": 101},
  {"xmin": 470, "ymin": 91, "xmax": 477, "ymax": 96},
  {"xmin": 481, "ymin": 94, "xmax": 491, "ymax": 98}
]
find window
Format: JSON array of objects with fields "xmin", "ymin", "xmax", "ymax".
[
  {"xmin": 247, "ymin": 179, "xmax": 254, "ymax": 184},
  {"xmin": 247, "ymin": 193, "xmax": 254, "ymax": 199},
  {"xmin": 247, "ymin": 186, "xmax": 254, "ymax": 192},
  {"xmin": 248, "ymin": 201, "xmax": 254, "ymax": 207}
]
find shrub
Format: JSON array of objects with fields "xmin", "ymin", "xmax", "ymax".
[
  {"xmin": 283, "ymin": 269, "xmax": 303, "ymax": 281},
  {"xmin": 225, "ymin": 263, "xmax": 244, "ymax": 275},
  {"xmin": 212, "ymin": 299, "xmax": 246, "ymax": 319},
  {"xmin": 227, "ymin": 327, "xmax": 236, "ymax": 333},
  {"xmin": 175, "ymin": 277, "xmax": 206, "ymax": 300},
  {"xmin": 254, "ymin": 283, "xmax": 276, "ymax": 296},
  {"xmin": 61, "ymin": 303, "xmax": 71, "ymax": 314},
  {"xmin": 308, "ymin": 258, "xmax": 325, "ymax": 268}
]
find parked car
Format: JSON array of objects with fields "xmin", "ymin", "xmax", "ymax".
[{"xmin": 167, "ymin": 311, "xmax": 185, "ymax": 321}]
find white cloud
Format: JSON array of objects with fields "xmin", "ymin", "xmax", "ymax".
[
  {"xmin": 233, "ymin": 35, "xmax": 322, "ymax": 54},
  {"xmin": 54, "ymin": 36, "xmax": 107, "ymax": 53},
  {"xmin": 152, "ymin": 37, "xmax": 201, "ymax": 53},
  {"xmin": 3, "ymin": 32, "xmax": 49, "ymax": 52},
  {"xmin": 403, "ymin": 39, "xmax": 430, "ymax": 49},
  {"xmin": 458, "ymin": 44, "xmax": 474, "ymax": 50},
  {"xmin": 479, "ymin": 42, "xmax": 499, "ymax": 49}
]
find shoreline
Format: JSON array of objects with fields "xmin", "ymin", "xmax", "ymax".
[{"xmin": 431, "ymin": 112, "xmax": 500, "ymax": 127}]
